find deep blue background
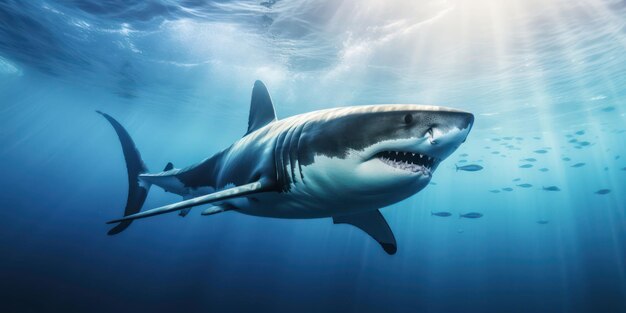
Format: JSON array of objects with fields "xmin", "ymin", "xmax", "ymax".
[{"xmin": 1, "ymin": 1, "xmax": 625, "ymax": 312}]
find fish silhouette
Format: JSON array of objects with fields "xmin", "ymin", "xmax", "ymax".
[
  {"xmin": 456, "ymin": 164, "xmax": 484, "ymax": 172},
  {"xmin": 460, "ymin": 212, "xmax": 483, "ymax": 219},
  {"xmin": 543, "ymin": 186, "xmax": 560, "ymax": 191},
  {"xmin": 431, "ymin": 211, "xmax": 452, "ymax": 217}
]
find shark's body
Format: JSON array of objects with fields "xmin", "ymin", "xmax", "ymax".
[{"xmin": 100, "ymin": 81, "xmax": 474, "ymax": 254}]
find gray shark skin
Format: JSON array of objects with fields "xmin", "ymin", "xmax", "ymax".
[{"xmin": 100, "ymin": 80, "xmax": 474, "ymax": 254}]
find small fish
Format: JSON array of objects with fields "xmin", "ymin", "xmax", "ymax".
[
  {"xmin": 517, "ymin": 183, "xmax": 533, "ymax": 188},
  {"xmin": 456, "ymin": 164, "xmax": 484, "ymax": 172},
  {"xmin": 534, "ymin": 149, "xmax": 548, "ymax": 154},
  {"xmin": 460, "ymin": 212, "xmax": 483, "ymax": 219},
  {"xmin": 595, "ymin": 189, "xmax": 611, "ymax": 195},
  {"xmin": 622, "ymin": 167, "xmax": 626, "ymax": 171},
  {"xmin": 522, "ymin": 158, "xmax": 537, "ymax": 162},
  {"xmin": 571, "ymin": 163, "xmax": 586, "ymax": 168},
  {"xmin": 533, "ymin": 136, "xmax": 541, "ymax": 140},
  {"xmin": 429, "ymin": 182, "xmax": 437, "ymax": 185},
  {"xmin": 503, "ymin": 137, "xmax": 513, "ymax": 140},
  {"xmin": 513, "ymin": 178, "xmax": 521, "ymax": 181},
  {"xmin": 458, "ymin": 159, "xmax": 468, "ymax": 163},
  {"xmin": 492, "ymin": 138, "xmax": 501, "ymax": 142},
  {"xmin": 578, "ymin": 141, "xmax": 591, "ymax": 146},
  {"xmin": 565, "ymin": 134, "xmax": 573, "ymax": 138},
  {"xmin": 568, "ymin": 139, "xmax": 578, "ymax": 143},
  {"xmin": 562, "ymin": 157, "xmax": 571, "ymax": 161},
  {"xmin": 519, "ymin": 164, "xmax": 533, "ymax": 168},
  {"xmin": 489, "ymin": 189, "xmax": 501, "ymax": 193},
  {"xmin": 601, "ymin": 106, "xmax": 615, "ymax": 112},
  {"xmin": 457, "ymin": 229, "xmax": 464, "ymax": 234},
  {"xmin": 539, "ymin": 168, "xmax": 549, "ymax": 172},
  {"xmin": 431, "ymin": 211, "xmax": 452, "ymax": 217},
  {"xmin": 502, "ymin": 187, "xmax": 513, "ymax": 192},
  {"xmin": 492, "ymin": 151, "xmax": 500, "ymax": 154},
  {"xmin": 543, "ymin": 186, "xmax": 560, "ymax": 191},
  {"xmin": 616, "ymin": 155, "xmax": 621, "ymax": 160},
  {"xmin": 536, "ymin": 220, "xmax": 549, "ymax": 225},
  {"xmin": 515, "ymin": 137, "xmax": 523, "ymax": 140},
  {"xmin": 459, "ymin": 153, "xmax": 469, "ymax": 157},
  {"xmin": 575, "ymin": 130, "xmax": 585, "ymax": 135}
]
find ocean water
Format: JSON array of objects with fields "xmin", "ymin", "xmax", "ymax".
[{"xmin": 1, "ymin": 0, "xmax": 625, "ymax": 312}]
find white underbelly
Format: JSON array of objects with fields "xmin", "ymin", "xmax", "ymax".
[
  {"xmin": 230, "ymin": 186, "xmax": 384, "ymax": 219},
  {"xmin": 230, "ymin": 190, "xmax": 332, "ymax": 218}
]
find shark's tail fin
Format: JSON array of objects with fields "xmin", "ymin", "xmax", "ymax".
[
  {"xmin": 455, "ymin": 164, "xmax": 459, "ymax": 171},
  {"xmin": 97, "ymin": 111, "xmax": 151, "ymax": 235}
]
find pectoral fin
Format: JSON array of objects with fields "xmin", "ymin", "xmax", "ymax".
[
  {"xmin": 333, "ymin": 210, "xmax": 397, "ymax": 255},
  {"xmin": 107, "ymin": 180, "xmax": 272, "ymax": 224}
]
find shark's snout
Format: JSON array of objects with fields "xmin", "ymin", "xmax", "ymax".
[
  {"xmin": 429, "ymin": 111, "xmax": 474, "ymax": 144},
  {"xmin": 422, "ymin": 111, "xmax": 473, "ymax": 162}
]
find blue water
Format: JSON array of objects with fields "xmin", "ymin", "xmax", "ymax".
[{"xmin": 1, "ymin": 1, "xmax": 625, "ymax": 312}]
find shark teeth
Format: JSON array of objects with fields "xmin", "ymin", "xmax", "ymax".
[{"xmin": 375, "ymin": 151, "xmax": 438, "ymax": 176}]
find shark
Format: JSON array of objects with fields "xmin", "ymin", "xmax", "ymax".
[{"xmin": 99, "ymin": 80, "xmax": 474, "ymax": 254}]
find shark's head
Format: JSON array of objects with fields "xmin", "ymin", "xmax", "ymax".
[{"xmin": 296, "ymin": 104, "xmax": 473, "ymax": 210}]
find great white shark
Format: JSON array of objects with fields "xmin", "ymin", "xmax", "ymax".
[{"xmin": 99, "ymin": 80, "xmax": 474, "ymax": 254}]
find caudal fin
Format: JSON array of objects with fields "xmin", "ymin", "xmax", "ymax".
[{"xmin": 97, "ymin": 111, "xmax": 150, "ymax": 235}]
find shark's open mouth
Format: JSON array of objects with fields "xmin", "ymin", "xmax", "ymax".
[{"xmin": 375, "ymin": 151, "xmax": 438, "ymax": 176}]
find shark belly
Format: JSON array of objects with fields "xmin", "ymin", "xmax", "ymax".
[
  {"xmin": 229, "ymin": 190, "xmax": 340, "ymax": 219},
  {"xmin": 227, "ymin": 154, "xmax": 425, "ymax": 219}
]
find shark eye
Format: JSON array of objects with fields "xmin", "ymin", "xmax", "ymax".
[{"xmin": 404, "ymin": 114, "xmax": 413, "ymax": 124}]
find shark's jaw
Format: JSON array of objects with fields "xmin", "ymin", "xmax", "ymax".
[
  {"xmin": 374, "ymin": 150, "xmax": 439, "ymax": 177},
  {"xmin": 354, "ymin": 135, "xmax": 446, "ymax": 184}
]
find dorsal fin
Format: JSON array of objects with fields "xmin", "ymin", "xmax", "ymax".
[
  {"xmin": 245, "ymin": 80, "xmax": 277, "ymax": 136},
  {"xmin": 163, "ymin": 162, "xmax": 174, "ymax": 171}
]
